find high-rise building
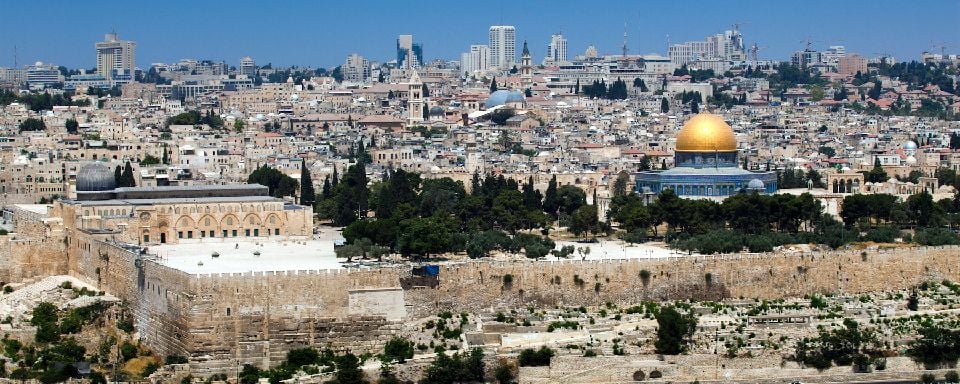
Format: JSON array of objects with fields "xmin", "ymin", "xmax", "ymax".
[
  {"xmin": 668, "ymin": 29, "xmax": 744, "ymax": 66},
  {"xmin": 488, "ymin": 26, "xmax": 516, "ymax": 70},
  {"xmin": 791, "ymin": 49, "xmax": 821, "ymax": 67},
  {"xmin": 239, "ymin": 56, "xmax": 257, "ymax": 77},
  {"xmin": 26, "ymin": 61, "xmax": 62, "ymax": 89},
  {"xmin": 544, "ymin": 34, "xmax": 568, "ymax": 65},
  {"xmin": 460, "ymin": 45, "xmax": 490, "ymax": 74},
  {"xmin": 820, "ymin": 46, "xmax": 846, "ymax": 65},
  {"xmin": 838, "ymin": 54, "xmax": 868, "ymax": 75},
  {"xmin": 397, "ymin": 35, "xmax": 423, "ymax": 69},
  {"xmin": 95, "ymin": 32, "xmax": 136, "ymax": 82},
  {"xmin": 343, "ymin": 54, "xmax": 370, "ymax": 82}
]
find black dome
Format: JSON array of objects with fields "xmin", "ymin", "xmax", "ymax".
[{"xmin": 76, "ymin": 162, "xmax": 117, "ymax": 192}]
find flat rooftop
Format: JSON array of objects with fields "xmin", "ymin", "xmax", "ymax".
[{"xmin": 150, "ymin": 229, "xmax": 346, "ymax": 274}]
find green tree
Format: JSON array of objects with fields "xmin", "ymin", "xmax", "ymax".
[
  {"xmin": 489, "ymin": 76, "xmax": 498, "ymax": 92},
  {"xmin": 542, "ymin": 175, "xmax": 559, "ymax": 218},
  {"xmin": 639, "ymin": 155, "xmax": 652, "ymax": 171},
  {"xmin": 556, "ymin": 185, "xmax": 587, "ymax": 217},
  {"xmin": 864, "ymin": 158, "xmax": 888, "ymax": 183},
  {"xmin": 612, "ymin": 172, "xmax": 630, "ymax": 197},
  {"xmin": 660, "ymin": 98, "xmax": 669, "ymax": 113},
  {"xmin": 382, "ymin": 336, "xmax": 415, "ymax": 363},
  {"xmin": 809, "ymin": 85, "xmax": 825, "ymax": 102},
  {"xmin": 161, "ymin": 144, "xmax": 170, "ymax": 165},
  {"xmin": 120, "ymin": 161, "xmax": 136, "ymax": 187},
  {"xmin": 65, "ymin": 118, "xmax": 79, "ymax": 133},
  {"xmin": 140, "ymin": 154, "xmax": 161, "ymax": 165},
  {"xmin": 654, "ymin": 306, "xmax": 697, "ymax": 355},
  {"xmin": 330, "ymin": 353, "xmax": 367, "ymax": 384},
  {"xmin": 18, "ymin": 117, "xmax": 46, "ymax": 132},
  {"xmin": 299, "ymin": 159, "xmax": 315, "ymax": 206},
  {"xmin": 570, "ymin": 204, "xmax": 599, "ymax": 238},
  {"xmin": 247, "ymin": 165, "xmax": 299, "ymax": 198},
  {"xmin": 518, "ymin": 346, "xmax": 555, "ymax": 367},
  {"xmin": 490, "ymin": 108, "xmax": 516, "ymax": 125}
]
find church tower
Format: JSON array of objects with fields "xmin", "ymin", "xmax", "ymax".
[
  {"xmin": 520, "ymin": 40, "xmax": 533, "ymax": 89},
  {"xmin": 407, "ymin": 70, "xmax": 424, "ymax": 125}
]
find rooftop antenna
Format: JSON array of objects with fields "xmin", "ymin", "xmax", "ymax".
[
  {"xmin": 13, "ymin": 45, "xmax": 18, "ymax": 68},
  {"xmin": 622, "ymin": 21, "xmax": 629, "ymax": 58},
  {"xmin": 637, "ymin": 11, "xmax": 642, "ymax": 56}
]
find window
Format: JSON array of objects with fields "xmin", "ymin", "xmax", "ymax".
[
  {"xmin": 178, "ymin": 231, "xmax": 183, "ymax": 239},
  {"xmin": 232, "ymin": 230, "xmax": 238, "ymax": 237},
  {"xmin": 253, "ymin": 229, "xmax": 259, "ymax": 237},
  {"xmin": 143, "ymin": 234, "xmax": 150, "ymax": 243},
  {"xmin": 245, "ymin": 229, "xmax": 250, "ymax": 237},
  {"xmin": 209, "ymin": 230, "xmax": 215, "ymax": 237},
  {"xmin": 187, "ymin": 231, "xmax": 193, "ymax": 239},
  {"xmin": 222, "ymin": 230, "xmax": 228, "ymax": 237},
  {"xmin": 274, "ymin": 229, "xmax": 280, "ymax": 236}
]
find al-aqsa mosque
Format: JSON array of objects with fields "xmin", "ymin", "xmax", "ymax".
[{"xmin": 635, "ymin": 113, "xmax": 777, "ymax": 197}]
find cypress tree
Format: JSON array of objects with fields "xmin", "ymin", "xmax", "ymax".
[
  {"xmin": 490, "ymin": 76, "xmax": 498, "ymax": 92},
  {"xmin": 543, "ymin": 175, "xmax": 559, "ymax": 217},
  {"xmin": 331, "ymin": 166, "xmax": 339, "ymax": 189},
  {"xmin": 300, "ymin": 159, "xmax": 315, "ymax": 206},
  {"xmin": 470, "ymin": 170, "xmax": 481, "ymax": 196},
  {"xmin": 114, "ymin": 165, "xmax": 122, "ymax": 186},
  {"xmin": 321, "ymin": 175, "xmax": 332, "ymax": 200},
  {"xmin": 121, "ymin": 161, "xmax": 136, "ymax": 187}
]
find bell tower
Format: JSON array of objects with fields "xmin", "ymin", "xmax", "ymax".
[
  {"xmin": 520, "ymin": 40, "xmax": 532, "ymax": 76},
  {"xmin": 407, "ymin": 70, "xmax": 424, "ymax": 125}
]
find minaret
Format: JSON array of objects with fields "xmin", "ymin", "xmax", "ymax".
[
  {"xmin": 520, "ymin": 40, "xmax": 533, "ymax": 88},
  {"xmin": 407, "ymin": 70, "xmax": 424, "ymax": 125}
]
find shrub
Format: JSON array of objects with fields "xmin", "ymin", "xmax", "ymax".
[
  {"xmin": 914, "ymin": 227, "xmax": 960, "ymax": 246},
  {"xmin": 165, "ymin": 355, "xmax": 189, "ymax": 365},
  {"xmin": 382, "ymin": 336, "xmax": 415, "ymax": 363},
  {"xmin": 494, "ymin": 361, "xmax": 515, "ymax": 384},
  {"xmin": 920, "ymin": 373, "xmax": 936, "ymax": 383},
  {"xmin": 117, "ymin": 317, "xmax": 135, "ymax": 333},
  {"xmin": 120, "ymin": 341, "xmax": 138, "ymax": 361},
  {"xmin": 518, "ymin": 347, "xmax": 554, "ymax": 367},
  {"xmin": 945, "ymin": 371, "xmax": 959, "ymax": 383},
  {"xmin": 286, "ymin": 347, "xmax": 319, "ymax": 368}
]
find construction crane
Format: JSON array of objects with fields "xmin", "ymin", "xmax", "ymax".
[
  {"xmin": 732, "ymin": 21, "xmax": 747, "ymax": 32},
  {"xmin": 930, "ymin": 43, "xmax": 947, "ymax": 57}
]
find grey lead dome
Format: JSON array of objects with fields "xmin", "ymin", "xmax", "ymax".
[
  {"xmin": 76, "ymin": 161, "xmax": 117, "ymax": 192},
  {"xmin": 485, "ymin": 90, "xmax": 525, "ymax": 109}
]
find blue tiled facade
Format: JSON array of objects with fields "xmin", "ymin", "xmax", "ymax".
[{"xmin": 635, "ymin": 151, "xmax": 778, "ymax": 197}]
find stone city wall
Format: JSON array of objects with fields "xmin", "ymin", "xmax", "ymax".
[
  {"xmin": 0, "ymin": 206, "xmax": 67, "ymax": 282},
  {"xmin": 416, "ymin": 246, "xmax": 960, "ymax": 317},
  {"xmin": 23, "ymin": 236, "xmax": 959, "ymax": 374}
]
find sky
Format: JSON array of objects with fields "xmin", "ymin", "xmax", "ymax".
[{"xmin": 2, "ymin": 0, "xmax": 958, "ymax": 69}]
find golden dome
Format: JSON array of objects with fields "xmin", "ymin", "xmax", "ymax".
[{"xmin": 675, "ymin": 113, "xmax": 737, "ymax": 152}]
